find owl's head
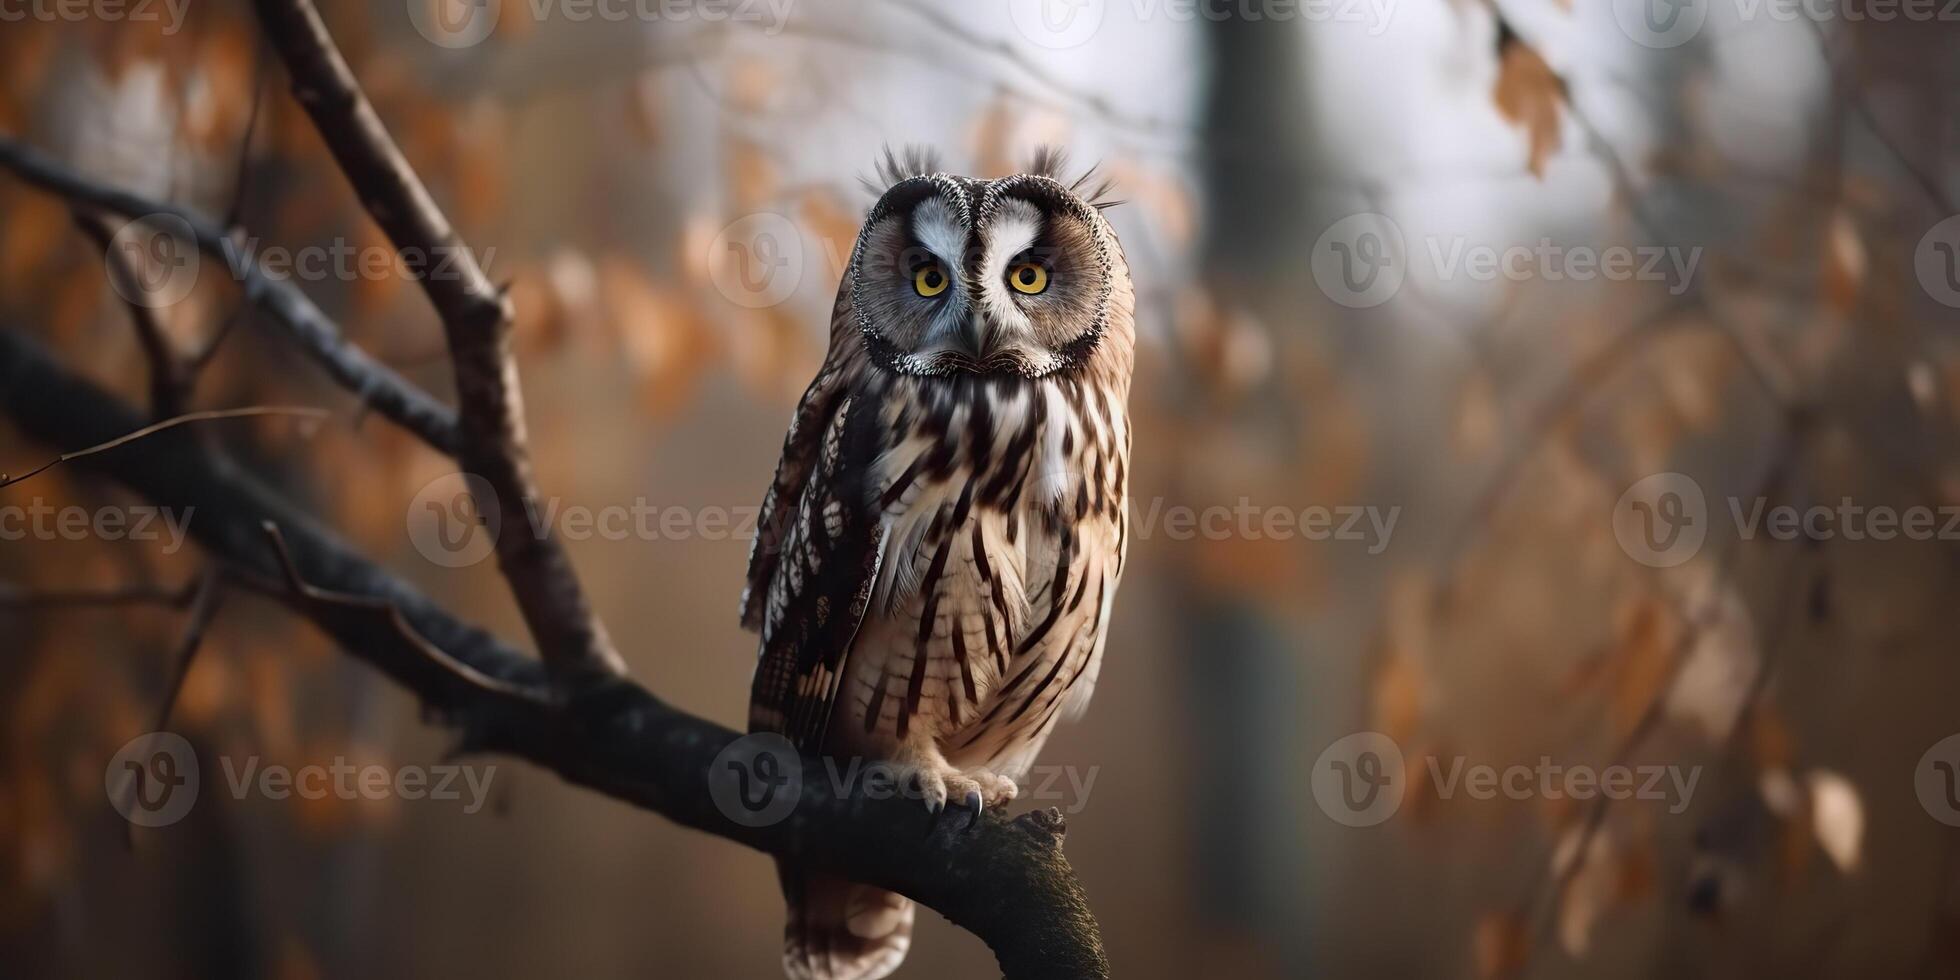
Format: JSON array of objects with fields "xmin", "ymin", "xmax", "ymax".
[{"xmin": 847, "ymin": 147, "xmax": 1128, "ymax": 379}]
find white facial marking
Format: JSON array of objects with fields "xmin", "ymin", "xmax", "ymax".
[
  {"xmin": 909, "ymin": 197, "xmax": 971, "ymax": 361},
  {"xmin": 978, "ymin": 199, "xmax": 1043, "ymax": 352},
  {"xmin": 911, "ymin": 197, "xmax": 967, "ymax": 273}
]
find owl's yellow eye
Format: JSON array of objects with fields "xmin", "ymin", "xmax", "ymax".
[
  {"xmin": 913, "ymin": 264, "xmax": 950, "ymax": 297},
  {"xmin": 1007, "ymin": 262, "xmax": 1049, "ymax": 295}
]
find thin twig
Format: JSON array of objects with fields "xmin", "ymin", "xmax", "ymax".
[
  {"xmin": 1525, "ymin": 417, "xmax": 1808, "ymax": 947},
  {"xmin": 0, "ymin": 580, "xmax": 199, "ymax": 610},
  {"xmin": 1803, "ymin": 19, "xmax": 1955, "ymax": 215},
  {"xmin": 187, "ymin": 45, "xmax": 273, "ymax": 377},
  {"xmin": 259, "ymin": 520, "xmax": 550, "ymax": 705},
  {"xmin": 113, "ymin": 570, "xmax": 226, "ymax": 846},
  {"xmin": 72, "ymin": 210, "xmax": 190, "ymax": 416},
  {"xmin": 0, "ymin": 405, "xmax": 327, "ymax": 490},
  {"xmin": 150, "ymin": 570, "xmax": 225, "ymax": 733},
  {"xmin": 1481, "ymin": 0, "xmax": 1797, "ymax": 411}
]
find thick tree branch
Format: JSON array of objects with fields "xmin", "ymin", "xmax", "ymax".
[
  {"xmin": 0, "ymin": 324, "xmax": 1107, "ymax": 980},
  {"xmin": 251, "ymin": 0, "xmax": 623, "ymax": 682}
]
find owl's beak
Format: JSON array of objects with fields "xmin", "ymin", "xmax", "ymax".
[
  {"xmin": 920, "ymin": 315, "xmax": 995, "ymax": 370},
  {"xmin": 956, "ymin": 317, "xmax": 989, "ymax": 359}
]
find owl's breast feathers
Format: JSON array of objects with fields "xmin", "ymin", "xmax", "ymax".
[{"xmin": 745, "ymin": 362, "xmax": 1131, "ymax": 762}]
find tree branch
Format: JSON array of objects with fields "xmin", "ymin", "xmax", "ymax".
[
  {"xmin": 0, "ymin": 323, "xmax": 1109, "ymax": 980},
  {"xmin": 0, "ymin": 134, "xmax": 462, "ymax": 455},
  {"xmin": 251, "ymin": 0, "xmax": 622, "ymax": 682},
  {"xmin": 73, "ymin": 210, "xmax": 190, "ymax": 416}
]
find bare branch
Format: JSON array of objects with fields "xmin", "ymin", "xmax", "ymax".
[
  {"xmin": 150, "ymin": 570, "xmax": 226, "ymax": 734},
  {"xmin": 251, "ymin": 0, "xmax": 623, "ymax": 681},
  {"xmin": 259, "ymin": 521, "xmax": 550, "ymax": 706},
  {"xmin": 1803, "ymin": 19, "xmax": 1955, "ymax": 215},
  {"xmin": 73, "ymin": 210, "xmax": 191, "ymax": 416},
  {"xmin": 0, "ymin": 135, "xmax": 462, "ymax": 454}
]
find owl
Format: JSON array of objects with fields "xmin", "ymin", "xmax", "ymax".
[{"xmin": 740, "ymin": 147, "xmax": 1134, "ymax": 980}]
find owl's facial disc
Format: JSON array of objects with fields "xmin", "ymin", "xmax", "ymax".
[{"xmin": 854, "ymin": 174, "xmax": 1110, "ymax": 378}]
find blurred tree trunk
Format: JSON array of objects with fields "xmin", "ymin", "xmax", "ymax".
[{"xmin": 1174, "ymin": 7, "xmax": 1320, "ymax": 976}]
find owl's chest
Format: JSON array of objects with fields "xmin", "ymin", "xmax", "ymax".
[
  {"xmin": 867, "ymin": 376, "xmax": 1124, "ymax": 618},
  {"xmin": 837, "ymin": 376, "xmax": 1127, "ymax": 745}
]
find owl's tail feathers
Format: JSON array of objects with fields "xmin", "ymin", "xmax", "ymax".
[{"xmin": 780, "ymin": 867, "xmax": 914, "ymax": 980}]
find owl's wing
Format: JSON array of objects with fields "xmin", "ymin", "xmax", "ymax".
[
  {"xmin": 745, "ymin": 389, "xmax": 885, "ymax": 750},
  {"xmin": 739, "ymin": 286, "xmax": 860, "ymax": 633}
]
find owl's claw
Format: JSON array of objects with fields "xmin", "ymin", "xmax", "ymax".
[{"xmin": 890, "ymin": 750, "xmax": 1018, "ymax": 829}]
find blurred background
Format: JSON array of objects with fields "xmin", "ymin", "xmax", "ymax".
[{"xmin": 4, "ymin": 1, "xmax": 1960, "ymax": 977}]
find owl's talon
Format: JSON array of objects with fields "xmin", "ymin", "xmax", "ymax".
[{"xmin": 912, "ymin": 768, "xmax": 950, "ymax": 814}]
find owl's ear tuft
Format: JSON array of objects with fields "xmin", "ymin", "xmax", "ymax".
[
  {"xmin": 1027, "ymin": 145, "xmax": 1121, "ymax": 211},
  {"xmin": 1026, "ymin": 145, "xmax": 1071, "ymax": 181},
  {"xmin": 866, "ymin": 144, "xmax": 944, "ymax": 194}
]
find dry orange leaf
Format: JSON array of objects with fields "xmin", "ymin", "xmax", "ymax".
[
  {"xmin": 1819, "ymin": 207, "xmax": 1866, "ymax": 315},
  {"xmin": 1473, "ymin": 910, "xmax": 1530, "ymax": 979},
  {"xmin": 1493, "ymin": 30, "xmax": 1565, "ymax": 179},
  {"xmin": 970, "ymin": 95, "xmax": 1018, "ymax": 180},
  {"xmin": 1372, "ymin": 641, "xmax": 1427, "ymax": 745}
]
